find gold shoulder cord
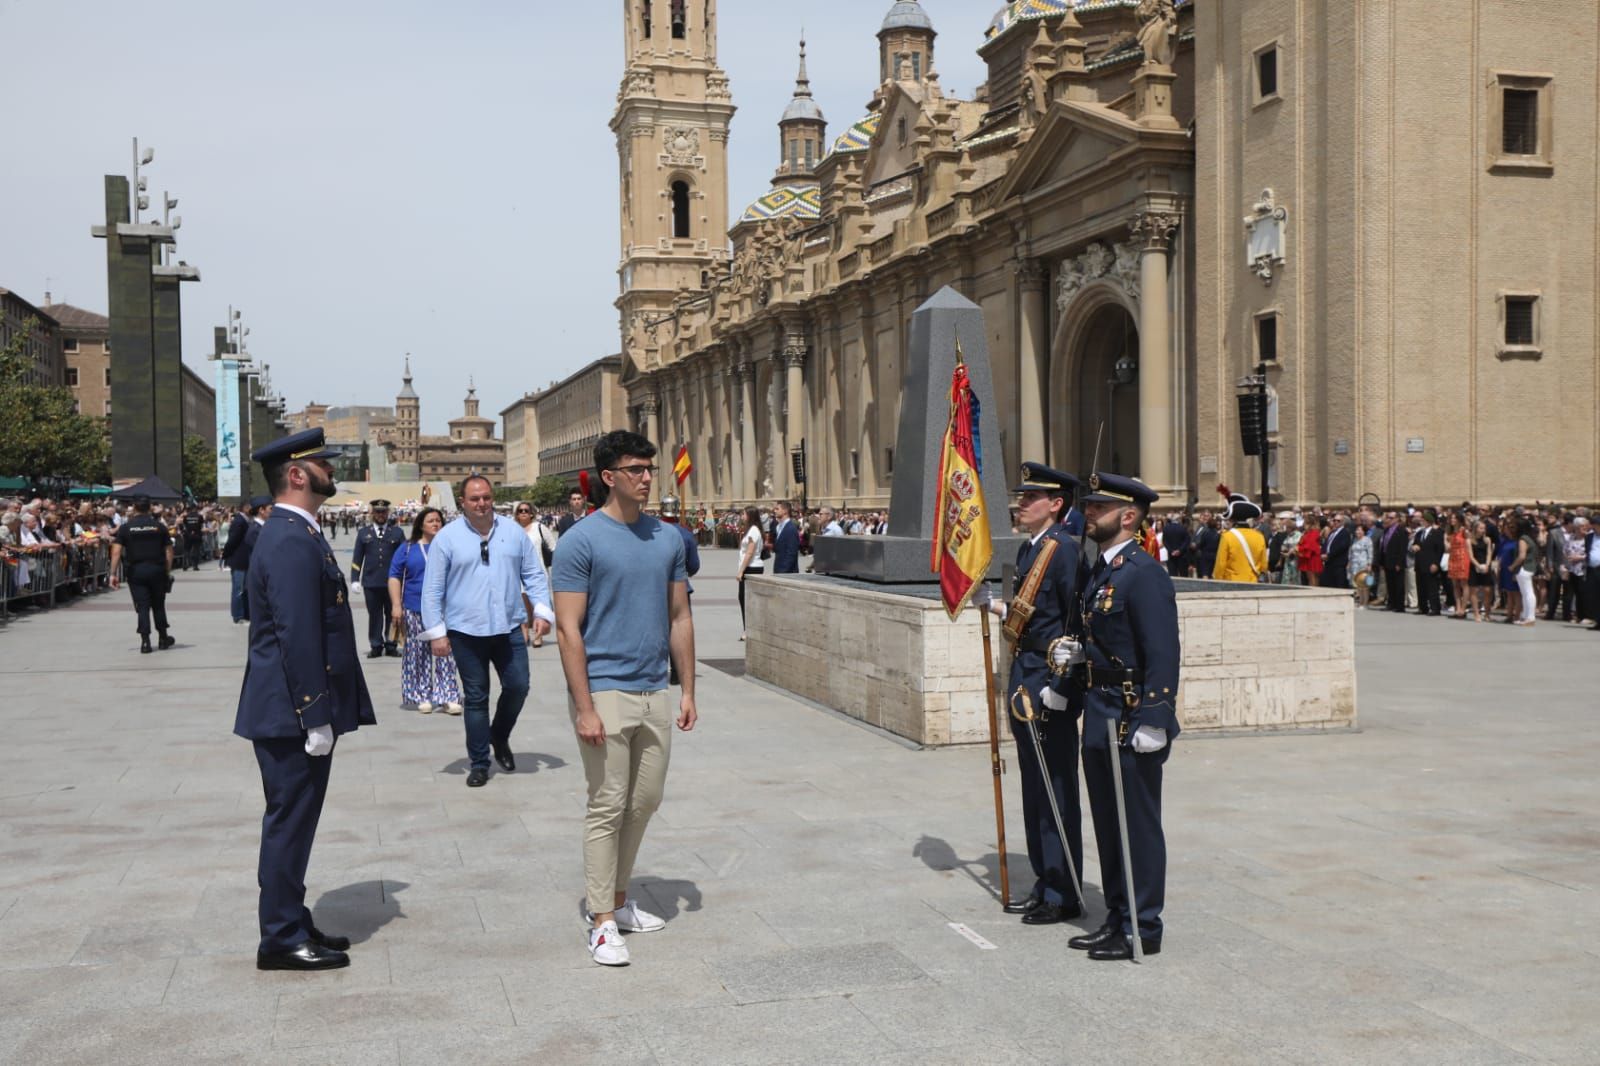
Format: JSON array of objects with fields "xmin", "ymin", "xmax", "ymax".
[{"xmin": 1001, "ymin": 538, "xmax": 1059, "ymax": 645}]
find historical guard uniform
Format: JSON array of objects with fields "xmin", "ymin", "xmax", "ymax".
[
  {"xmin": 351, "ymin": 500, "xmax": 405, "ymax": 658},
  {"xmin": 235, "ymin": 428, "xmax": 376, "ymax": 971},
  {"xmin": 110, "ymin": 495, "xmax": 175, "ymax": 654},
  {"xmin": 992, "ymin": 463, "xmax": 1085, "ymax": 925},
  {"xmin": 1069, "ymin": 472, "xmax": 1180, "ymax": 960}
]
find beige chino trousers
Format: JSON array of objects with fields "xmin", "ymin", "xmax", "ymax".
[{"xmin": 572, "ymin": 689, "xmax": 673, "ymax": 914}]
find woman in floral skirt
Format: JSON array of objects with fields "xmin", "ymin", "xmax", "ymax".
[{"xmin": 388, "ymin": 508, "xmax": 462, "ymax": 714}]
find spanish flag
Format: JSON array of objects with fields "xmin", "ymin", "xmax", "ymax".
[
  {"xmin": 930, "ymin": 343, "xmax": 994, "ymax": 620},
  {"xmin": 673, "ymin": 445, "xmax": 693, "ymax": 486}
]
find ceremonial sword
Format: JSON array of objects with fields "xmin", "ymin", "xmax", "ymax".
[
  {"xmin": 1106, "ymin": 716, "xmax": 1143, "ymax": 964},
  {"xmin": 1008, "ymin": 686, "xmax": 1087, "ymax": 914}
]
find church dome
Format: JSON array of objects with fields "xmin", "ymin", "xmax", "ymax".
[
  {"xmin": 740, "ymin": 185, "xmax": 822, "ymax": 225},
  {"xmin": 782, "ymin": 96, "xmax": 825, "ymax": 123},
  {"xmin": 880, "ymin": 1, "xmax": 934, "ymax": 34}
]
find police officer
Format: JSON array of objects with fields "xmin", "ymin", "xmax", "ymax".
[
  {"xmin": 1069, "ymin": 472, "xmax": 1180, "ymax": 960},
  {"xmin": 179, "ymin": 504, "xmax": 206, "ymax": 570},
  {"xmin": 985, "ymin": 463, "xmax": 1085, "ymax": 925},
  {"xmin": 351, "ymin": 499, "xmax": 405, "ymax": 658},
  {"xmin": 235, "ymin": 428, "xmax": 376, "ymax": 971},
  {"xmin": 110, "ymin": 495, "xmax": 176, "ymax": 654}
]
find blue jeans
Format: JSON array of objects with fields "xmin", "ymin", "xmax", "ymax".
[
  {"xmin": 449, "ymin": 630, "xmax": 530, "ymax": 771},
  {"xmin": 231, "ymin": 568, "xmax": 249, "ymax": 622}
]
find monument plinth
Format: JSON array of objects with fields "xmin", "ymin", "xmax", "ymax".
[{"xmin": 812, "ymin": 286, "xmax": 1021, "ymax": 582}]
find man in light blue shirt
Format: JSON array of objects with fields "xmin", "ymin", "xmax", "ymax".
[{"xmin": 422, "ymin": 475, "xmax": 553, "ymax": 788}]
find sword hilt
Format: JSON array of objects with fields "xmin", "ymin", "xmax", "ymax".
[{"xmin": 1009, "ymin": 686, "xmax": 1038, "ymax": 724}]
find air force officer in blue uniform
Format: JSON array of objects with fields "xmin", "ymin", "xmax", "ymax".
[
  {"xmin": 986, "ymin": 463, "xmax": 1085, "ymax": 926},
  {"xmin": 235, "ymin": 428, "xmax": 376, "ymax": 971},
  {"xmin": 1068, "ymin": 472, "xmax": 1180, "ymax": 961}
]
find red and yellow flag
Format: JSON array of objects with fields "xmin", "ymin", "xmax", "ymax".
[
  {"xmin": 673, "ymin": 445, "xmax": 693, "ymax": 485},
  {"xmin": 931, "ymin": 344, "xmax": 994, "ymax": 620}
]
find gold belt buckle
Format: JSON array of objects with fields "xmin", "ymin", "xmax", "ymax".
[{"xmin": 1121, "ymin": 679, "xmax": 1138, "ymax": 708}]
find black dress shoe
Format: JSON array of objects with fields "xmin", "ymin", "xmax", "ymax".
[
  {"xmin": 466, "ymin": 768, "xmax": 489, "ymax": 788},
  {"xmin": 492, "ymin": 742, "xmax": 515, "ymax": 772},
  {"xmin": 256, "ymin": 940, "xmax": 350, "ymax": 971},
  {"xmin": 367, "ymin": 649, "xmax": 384, "ymax": 659},
  {"xmin": 157, "ymin": 633, "xmax": 176, "ymax": 650},
  {"xmin": 1020, "ymin": 901, "xmax": 1082, "ymax": 925},
  {"xmin": 1087, "ymin": 934, "xmax": 1161, "ymax": 961},
  {"xmin": 140, "ymin": 638, "xmax": 153, "ymax": 654},
  {"xmin": 309, "ymin": 926, "xmax": 351, "ymax": 951},
  {"xmin": 1003, "ymin": 894, "xmax": 1043, "ymax": 915},
  {"xmin": 384, "ymin": 645, "xmax": 401, "ymax": 657},
  {"xmin": 1068, "ymin": 921, "xmax": 1121, "ymax": 950}
]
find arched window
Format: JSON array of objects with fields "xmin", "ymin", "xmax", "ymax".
[
  {"xmin": 671, "ymin": 181, "xmax": 691, "ymax": 238},
  {"xmin": 670, "ymin": 0, "xmax": 686, "ymax": 38},
  {"xmin": 641, "ymin": 0, "xmax": 651, "ymax": 38}
]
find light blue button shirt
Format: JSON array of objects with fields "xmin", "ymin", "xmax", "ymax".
[{"xmin": 419, "ymin": 514, "xmax": 554, "ymax": 640}]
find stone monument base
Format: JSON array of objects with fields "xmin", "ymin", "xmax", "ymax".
[{"xmin": 744, "ymin": 575, "xmax": 1356, "ymax": 747}]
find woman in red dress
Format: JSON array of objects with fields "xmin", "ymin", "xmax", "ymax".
[
  {"xmin": 1446, "ymin": 511, "xmax": 1471, "ymax": 617},
  {"xmin": 1296, "ymin": 518, "xmax": 1324, "ymax": 587}
]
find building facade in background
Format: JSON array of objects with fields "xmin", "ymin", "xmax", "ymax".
[
  {"xmin": 500, "ymin": 391, "xmax": 543, "ymax": 487},
  {"xmin": 1, "ymin": 288, "xmax": 64, "ymax": 387},
  {"xmin": 616, "ymin": 0, "xmax": 1600, "ymax": 509},
  {"xmin": 417, "ymin": 384, "xmax": 505, "ymax": 485},
  {"xmin": 531, "ymin": 356, "xmax": 628, "ymax": 489},
  {"xmin": 41, "ymin": 301, "xmax": 108, "ymax": 417}
]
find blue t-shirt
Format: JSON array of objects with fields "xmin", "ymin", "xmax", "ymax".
[
  {"xmin": 387, "ymin": 540, "xmax": 430, "ymax": 613},
  {"xmin": 551, "ymin": 510, "xmax": 687, "ymax": 693}
]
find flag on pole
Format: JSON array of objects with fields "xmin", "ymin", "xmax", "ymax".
[
  {"xmin": 674, "ymin": 445, "xmax": 693, "ymax": 486},
  {"xmin": 930, "ymin": 340, "xmax": 995, "ymax": 620}
]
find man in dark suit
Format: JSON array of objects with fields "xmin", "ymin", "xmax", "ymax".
[
  {"xmin": 1582, "ymin": 522, "xmax": 1600, "ymax": 630},
  {"xmin": 1379, "ymin": 512, "xmax": 1409, "ymax": 612},
  {"xmin": 1192, "ymin": 511, "xmax": 1219, "ymax": 579},
  {"xmin": 236, "ymin": 428, "xmax": 376, "ymax": 971},
  {"xmin": 1322, "ymin": 513, "xmax": 1353, "ymax": 590},
  {"xmin": 772, "ymin": 500, "xmax": 800, "ymax": 574},
  {"xmin": 1160, "ymin": 513, "xmax": 1190, "ymax": 578},
  {"xmin": 1413, "ymin": 510, "xmax": 1446, "ymax": 615},
  {"xmin": 221, "ymin": 499, "xmax": 265, "ymax": 624},
  {"xmin": 350, "ymin": 500, "xmax": 405, "ymax": 658}
]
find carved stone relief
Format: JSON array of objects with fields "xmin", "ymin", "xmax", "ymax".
[
  {"xmin": 663, "ymin": 127, "xmax": 701, "ymax": 165},
  {"xmin": 1056, "ymin": 241, "xmax": 1141, "ymax": 312},
  {"xmin": 1244, "ymin": 188, "xmax": 1288, "ymax": 286}
]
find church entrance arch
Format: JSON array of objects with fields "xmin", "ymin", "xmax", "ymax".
[{"xmin": 1049, "ymin": 284, "xmax": 1140, "ymax": 478}]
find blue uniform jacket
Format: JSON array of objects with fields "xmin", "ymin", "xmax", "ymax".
[
  {"xmin": 1009, "ymin": 524, "xmax": 1085, "ymax": 705},
  {"xmin": 222, "ymin": 513, "xmax": 254, "ymax": 569},
  {"xmin": 670, "ymin": 521, "xmax": 700, "ymax": 593},
  {"xmin": 1079, "ymin": 543, "xmax": 1180, "ymax": 751},
  {"xmin": 772, "ymin": 520, "xmax": 800, "ymax": 573},
  {"xmin": 350, "ymin": 522, "xmax": 405, "ymax": 589},
  {"xmin": 234, "ymin": 509, "xmax": 376, "ymax": 740}
]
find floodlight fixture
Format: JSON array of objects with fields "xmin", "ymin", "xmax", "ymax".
[
  {"xmin": 171, "ymin": 216, "xmax": 182, "ymax": 230},
  {"xmin": 141, "ymin": 148, "xmax": 154, "ymax": 165},
  {"xmin": 137, "ymin": 195, "xmax": 149, "ymax": 211}
]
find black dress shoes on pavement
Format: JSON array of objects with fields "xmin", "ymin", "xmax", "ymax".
[
  {"xmin": 366, "ymin": 649, "xmax": 384, "ymax": 659},
  {"xmin": 140, "ymin": 638, "xmax": 153, "ymax": 654},
  {"xmin": 256, "ymin": 941, "xmax": 350, "ymax": 971},
  {"xmin": 492, "ymin": 742, "xmax": 516, "ymax": 773},
  {"xmin": 384, "ymin": 645, "xmax": 401, "ymax": 657},
  {"xmin": 1020, "ymin": 901, "xmax": 1082, "ymax": 925},
  {"xmin": 309, "ymin": 926, "xmax": 350, "ymax": 951},
  {"xmin": 466, "ymin": 768, "xmax": 489, "ymax": 788},
  {"xmin": 1003, "ymin": 893, "xmax": 1043, "ymax": 916},
  {"xmin": 1087, "ymin": 934, "xmax": 1162, "ymax": 961},
  {"xmin": 1068, "ymin": 921, "xmax": 1120, "ymax": 950},
  {"xmin": 157, "ymin": 633, "xmax": 176, "ymax": 650}
]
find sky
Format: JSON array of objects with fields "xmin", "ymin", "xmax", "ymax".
[{"xmin": 0, "ymin": 0, "xmax": 991, "ymax": 434}]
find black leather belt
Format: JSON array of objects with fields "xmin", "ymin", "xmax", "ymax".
[
  {"xmin": 1015, "ymin": 635, "xmax": 1054, "ymax": 654},
  {"xmin": 1073, "ymin": 663, "xmax": 1144, "ymax": 688}
]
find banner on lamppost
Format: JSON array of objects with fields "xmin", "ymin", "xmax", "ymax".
[{"xmin": 215, "ymin": 359, "xmax": 242, "ymax": 497}]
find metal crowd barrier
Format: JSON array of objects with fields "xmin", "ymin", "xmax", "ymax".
[{"xmin": 0, "ymin": 538, "xmax": 114, "ymax": 620}]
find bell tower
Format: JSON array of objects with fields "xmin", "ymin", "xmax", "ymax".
[{"xmin": 613, "ymin": 0, "xmax": 734, "ymax": 373}]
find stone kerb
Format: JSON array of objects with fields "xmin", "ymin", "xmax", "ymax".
[{"xmin": 745, "ymin": 575, "xmax": 1357, "ymax": 747}]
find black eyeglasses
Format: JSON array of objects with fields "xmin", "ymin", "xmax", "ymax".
[
  {"xmin": 610, "ymin": 464, "xmax": 658, "ymax": 478},
  {"xmin": 480, "ymin": 539, "xmax": 490, "ymax": 566}
]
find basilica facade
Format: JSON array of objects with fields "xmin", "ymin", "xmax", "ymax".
[{"xmin": 615, "ymin": 0, "xmax": 1600, "ymax": 510}]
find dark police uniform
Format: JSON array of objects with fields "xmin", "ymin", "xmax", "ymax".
[
  {"xmin": 350, "ymin": 505, "xmax": 405, "ymax": 655},
  {"xmin": 113, "ymin": 510, "xmax": 174, "ymax": 645},
  {"xmin": 179, "ymin": 508, "xmax": 205, "ymax": 570},
  {"xmin": 1073, "ymin": 472, "xmax": 1180, "ymax": 957},
  {"xmin": 1000, "ymin": 463, "xmax": 1085, "ymax": 922},
  {"xmin": 234, "ymin": 429, "xmax": 375, "ymax": 965}
]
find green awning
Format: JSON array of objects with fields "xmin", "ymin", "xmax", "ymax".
[
  {"xmin": 68, "ymin": 485, "xmax": 113, "ymax": 497},
  {"xmin": 0, "ymin": 476, "xmax": 26, "ymax": 491}
]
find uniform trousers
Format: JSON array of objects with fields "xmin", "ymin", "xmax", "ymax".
[
  {"xmin": 1082, "ymin": 740, "xmax": 1166, "ymax": 941},
  {"xmin": 127, "ymin": 562, "xmax": 170, "ymax": 636},
  {"xmin": 253, "ymin": 735, "xmax": 333, "ymax": 953},
  {"xmin": 1005, "ymin": 680, "xmax": 1083, "ymax": 908},
  {"xmin": 572, "ymin": 689, "xmax": 672, "ymax": 914},
  {"xmin": 363, "ymin": 587, "xmax": 395, "ymax": 652},
  {"xmin": 229, "ymin": 567, "xmax": 249, "ymax": 622}
]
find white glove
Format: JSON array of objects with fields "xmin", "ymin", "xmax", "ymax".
[
  {"xmin": 304, "ymin": 724, "xmax": 334, "ymax": 757},
  {"xmin": 988, "ymin": 599, "xmax": 1008, "ymax": 622},
  {"xmin": 1131, "ymin": 726, "xmax": 1167, "ymax": 754},
  {"xmin": 1039, "ymin": 686, "xmax": 1068, "ymax": 712},
  {"xmin": 1049, "ymin": 638, "xmax": 1085, "ymax": 670}
]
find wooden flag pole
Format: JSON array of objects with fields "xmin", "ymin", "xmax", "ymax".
[{"xmin": 978, "ymin": 606, "xmax": 1011, "ymax": 910}]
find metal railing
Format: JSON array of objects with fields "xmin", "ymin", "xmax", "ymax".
[{"xmin": 0, "ymin": 538, "xmax": 114, "ymax": 620}]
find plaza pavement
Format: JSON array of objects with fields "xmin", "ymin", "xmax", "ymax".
[{"xmin": 0, "ymin": 541, "xmax": 1596, "ymax": 1065}]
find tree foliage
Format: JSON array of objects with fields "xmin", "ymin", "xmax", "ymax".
[
  {"xmin": 0, "ymin": 317, "xmax": 110, "ymax": 484},
  {"xmin": 492, "ymin": 475, "xmax": 571, "ymax": 509},
  {"xmin": 182, "ymin": 433, "xmax": 217, "ymax": 499}
]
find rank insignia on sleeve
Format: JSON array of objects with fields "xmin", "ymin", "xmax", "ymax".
[{"xmin": 1112, "ymin": 554, "xmax": 1125, "ymax": 569}]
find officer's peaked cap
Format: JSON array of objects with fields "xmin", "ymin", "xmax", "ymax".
[
  {"xmin": 1014, "ymin": 462, "xmax": 1079, "ymax": 496},
  {"xmin": 251, "ymin": 427, "xmax": 340, "ymax": 466},
  {"xmin": 1080, "ymin": 471, "xmax": 1159, "ymax": 507}
]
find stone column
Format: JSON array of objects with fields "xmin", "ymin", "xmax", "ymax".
[
  {"xmin": 782, "ymin": 329, "xmax": 807, "ymax": 500},
  {"xmin": 1015, "ymin": 259, "xmax": 1048, "ymax": 465},
  {"xmin": 641, "ymin": 392, "xmax": 661, "ymax": 505},
  {"xmin": 768, "ymin": 347, "xmax": 786, "ymax": 500},
  {"xmin": 1130, "ymin": 209, "xmax": 1181, "ymax": 492},
  {"xmin": 737, "ymin": 354, "xmax": 758, "ymax": 502}
]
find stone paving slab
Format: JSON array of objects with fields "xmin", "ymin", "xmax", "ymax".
[{"xmin": 1, "ymin": 548, "xmax": 1598, "ymax": 1063}]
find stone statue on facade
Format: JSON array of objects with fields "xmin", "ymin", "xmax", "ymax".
[{"xmin": 1136, "ymin": 0, "xmax": 1178, "ymax": 67}]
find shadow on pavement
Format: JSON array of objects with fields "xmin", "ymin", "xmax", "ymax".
[
  {"xmin": 438, "ymin": 752, "xmax": 568, "ymax": 776},
  {"xmin": 313, "ymin": 879, "xmax": 409, "ymax": 944}
]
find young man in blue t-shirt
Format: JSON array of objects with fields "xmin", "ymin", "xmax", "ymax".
[{"xmin": 552, "ymin": 430, "xmax": 697, "ymax": 967}]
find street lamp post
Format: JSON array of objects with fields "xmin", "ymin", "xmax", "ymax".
[{"xmin": 1106, "ymin": 351, "xmax": 1137, "ymax": 473}]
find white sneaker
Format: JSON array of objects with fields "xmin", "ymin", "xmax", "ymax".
[
  {"xmin": 417, "ymin": 702, "xmax": 434, "ymax": 714},
  {"xmin": 588, "ymin": 920, "xmax": 629, "ymax": 966},
  {"xmin": 444, "ymin": 703, "xmax": 463, "ymax": 716},
  {"xmin": 586, "ymin": 898, "xmax": 666, "ymax": 933}
]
